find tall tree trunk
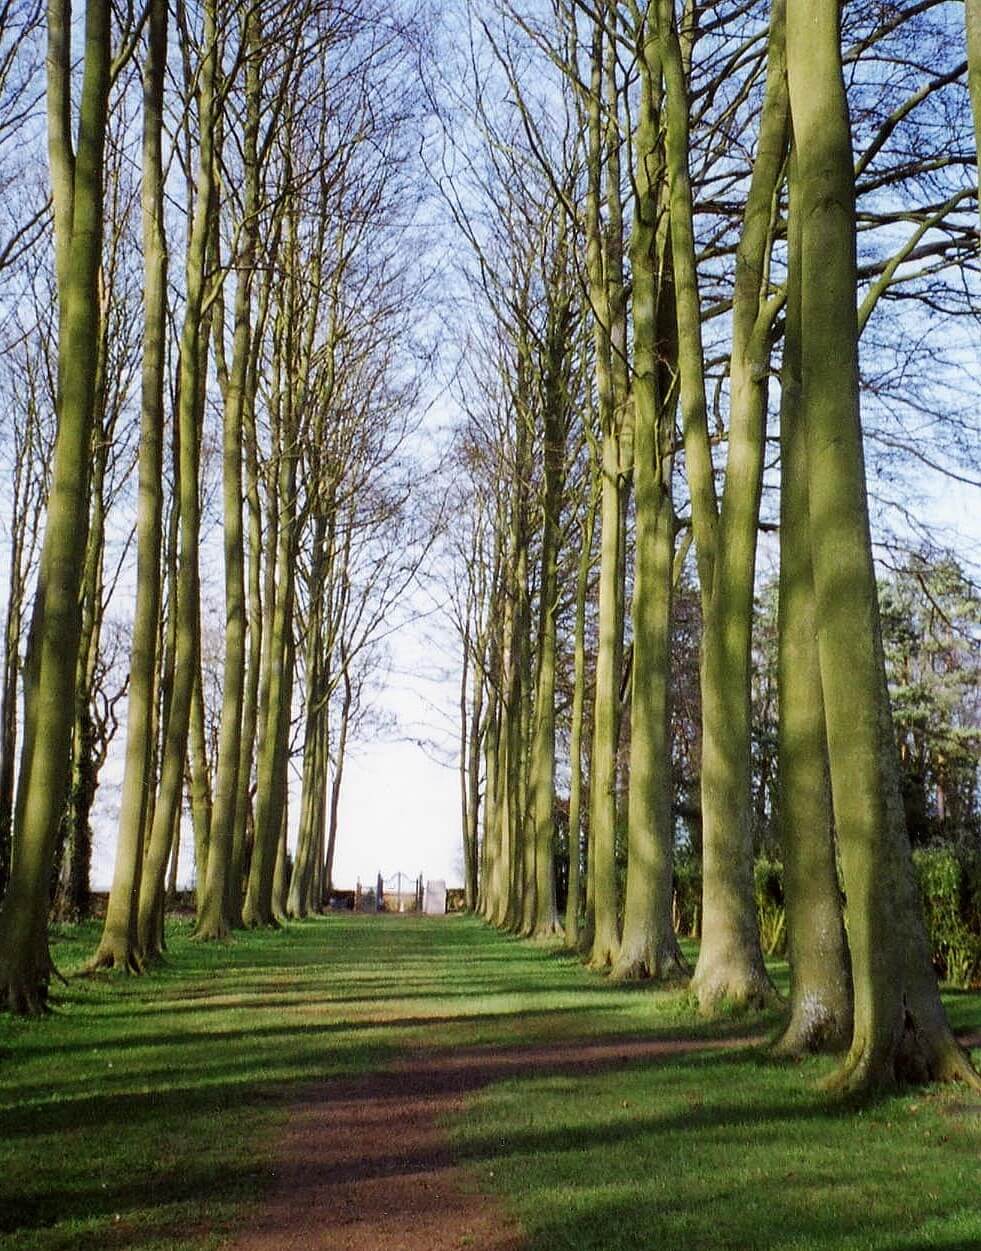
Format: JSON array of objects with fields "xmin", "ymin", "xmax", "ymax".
[
  {"xmin": 614, "ymin": 29, "xmax": 685, "ymax": 981},
  {"xmin": 137, "ymin": 0, "xmax": 217, "ymax": 961},
  {"xmin": 187, "ymin": 652, "xmax": 211, "ymax": 907},
  {"xmin": 657, "ymin": 0, "xmax": 782, "ymax": 1009},
  {"xmin": 458, "ymin": 626, "xmax": 474, "ymax": 910},
  {"xmin": 772, "ymin": 149, "xmax": 852, "ymax": 1055},
  {"xmin": 58, "ymin": 379, "xmax": 107, "ymax": 924},
  {"xmin": 0, "ymin": 0, "xmax": 111, "ymax": 1012},
  {"xmin": 586, "ymin": 12, "xmax": 629, "ymax": 970},
  {"xmin": 324, "ymin": 665, "xmax": 352, "ymax": 899},
  {"xmin": 787, "ymin": 0, "xmax": 979, "ymax": 1092},
  {"xmin": 243, "ymin": 361, "xmax": 297, "ymax": 927},
  {"xmin": 229, "ymin": 348, "xmax": 265, "ymax": 924},
  {"xmin": 464, "ymin": 630, "xmax": 485, "ymax": 912},
  {"xmin": 564, "ymin": 485, "xmax": 597, "ymax": 948},
  {"xmin": 197, "ymin": 11, "xmax": 260, "ymax": 939},
  {"xmin": 967, "ymin": 0, "xmax": 981, "ymax": 213}
]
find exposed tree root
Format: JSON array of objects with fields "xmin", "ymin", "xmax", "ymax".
[
  {"xmin": 84, "ymin": 941, "xmax": 143, "ymax": 976},
  {"xmin": 527, "ymin": 919, "xmax": 564, "ymax": 943},
  {"xmin": 823, "ymin": 1020, "xmax": 981, "ymax": 1096}
]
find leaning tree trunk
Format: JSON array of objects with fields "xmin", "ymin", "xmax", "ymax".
[
  {"xmin": 786, "ymin": 0, "xmax": 980, "ymax": 1093},
  {"xmin": 0, "ymin": 0, "xmax": 111, "ymax": 1013}
]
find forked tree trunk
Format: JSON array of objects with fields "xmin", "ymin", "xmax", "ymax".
[{"xmin": 786, "ymin": 0, "xmax": 979, "ymax": 1093}]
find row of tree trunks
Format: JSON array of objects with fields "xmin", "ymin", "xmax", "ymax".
[{"xmin": 463, "ymin": 0, "xmax": 981, "ymax": 1097}]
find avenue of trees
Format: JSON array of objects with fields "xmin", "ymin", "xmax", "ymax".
[
  {"xmin": 0, "ymin": 0, "xmax": 978, "ymax": 1102},
  {"xmin": 0, "ymin": 1, "xmax": 433, "ymax": 1004}
]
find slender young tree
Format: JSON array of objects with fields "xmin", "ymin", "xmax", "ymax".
[
  {"xmin": 137, "ymin": 0, "xmax": 218, "ymax": 960},
  {"xmin": 90, "ymin": 0, "xmax": 169, "ymax": 969}
]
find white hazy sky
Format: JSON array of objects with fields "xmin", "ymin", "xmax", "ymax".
[{"xmin": 86, "ymin": 601, "xmax": 466, "ymax": 892}]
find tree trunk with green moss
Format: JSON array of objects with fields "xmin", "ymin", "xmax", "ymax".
[
  {"xmin": 197, "ymin": 10, "xmax": 260, "ymax": 940},
  {"xmin": 772, "ymin": 148, "xmax": 852, "ymax": 1056},
  {"xmin": 786, "ymin": 0, "xmax": 979, "ymax": 1092},
  {"xmin": 586, "ymin": 13, "xmax": 630, "ymax": 970},
  {"xmin": 658, "ymin": 0, "xmax": 784, "ymax": 1009},
  {"xmin": 613, "ymin": 28, "xmax": 686, "ymax": 981},
  {"xmin": 137, "ymin": 0, "xmax": 217, "ymax": 961},
  {"xmin": 0, "ymin": 0, "xmax": 111, "ymax": 1012},
  {"xmin": 564, "ymin": 483, "xmax": 597, "ymax": 948},
  {"xmin": 967, "ymin": 0, "xmax": 981, "ymax": 211}
]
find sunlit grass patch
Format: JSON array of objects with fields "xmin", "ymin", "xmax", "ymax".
[{"xmin": 1, "ymin": 913, "xmax": 978, "ymax": 1251}]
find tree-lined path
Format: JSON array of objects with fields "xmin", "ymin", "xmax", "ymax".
[{"xmin": 2, "ymin": 914, "xmax": 979, "ymax": 1250}]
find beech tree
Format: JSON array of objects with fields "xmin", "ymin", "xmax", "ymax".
[
  {"xmin": 785, "ymin": 0, "xmax": 977, "ymax": 1092},
  {"xmin": 0, "ymin": 0, "xmax": 114, "ymax": 1011}
]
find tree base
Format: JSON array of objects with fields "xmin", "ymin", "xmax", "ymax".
[
  {"xmin": 588, "ymin": 931, "xmax": 620, "ymax": 972},
  {"xmin": 527, "ymin": 919, "xmax": 565, "ymax": 943},
  {"xmin": 0, "ymin": 914, "xmax": 59, "ymax": 1014},
  {"xmin": 85, "ymin": 940, "xmax": 142, "ymax": 976},
  {"xmin": 193, "ymin": 919, "xmax": 232, "ymax": 942},
  {"xmin": 824, "ymin": 1020, "xmax": 981, "ymax": 1096},
  {"xmin": 690, "ymin": 956, "xmax": 775, "ymax": 1014},
  {"xmin": 771, "ymin": 994, "xmax": 851, "ymax": 1058},
  {"xmin": 610, "ymin": 935, "xmax": 690, "ymax": 984}
]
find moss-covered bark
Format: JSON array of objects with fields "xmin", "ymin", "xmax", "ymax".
[
  {"xmin": 772, "ymin": 150, "xmax": 852, "ymax": 1055},
  {"xmin": 613, "ymin": 26, "xmax": 685, "ymax": 982},
  {"xmin": 564, "ymin": 484, "xmax": 597, "ymax": 948},
  {"xmin": 0, "ymin": 0, "xmax": 112, "ymax": 1012},
  {"xmin": 197, "ymin": 11, "xmax": 260, "ymax": 940},
  {"xmin": 137, "ymin": 0, "xmax": 217, "ymax": 962},
  {"xmin": 787, "ymin": 0, "xmax": 979, "ymax": 1093},
  {"xmin": 967, "ymin": 0, "xmax": 981, "ymax": 212},
  {"xmin": 657, "ymin": 0, "xmax": 785, "ymax": 1010}
]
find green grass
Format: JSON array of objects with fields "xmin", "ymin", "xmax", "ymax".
[{"xmin": 0, "ymin": 914, "xmax": 978, "ymax": 1250}]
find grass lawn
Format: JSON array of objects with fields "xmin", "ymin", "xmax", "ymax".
[{"xmin": 0, "ymin": 914, "xmax": 978, "ymax": 1250}]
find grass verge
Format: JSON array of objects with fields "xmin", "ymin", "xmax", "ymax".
[{"xmin": 0, "ymin": 914, "xmax": 978, "ymax": 1250}]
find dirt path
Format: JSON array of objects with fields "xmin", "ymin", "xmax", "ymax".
[{"xmin": 222, "ymin": 1033, "xmax": 753, "ymax": 1251}]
